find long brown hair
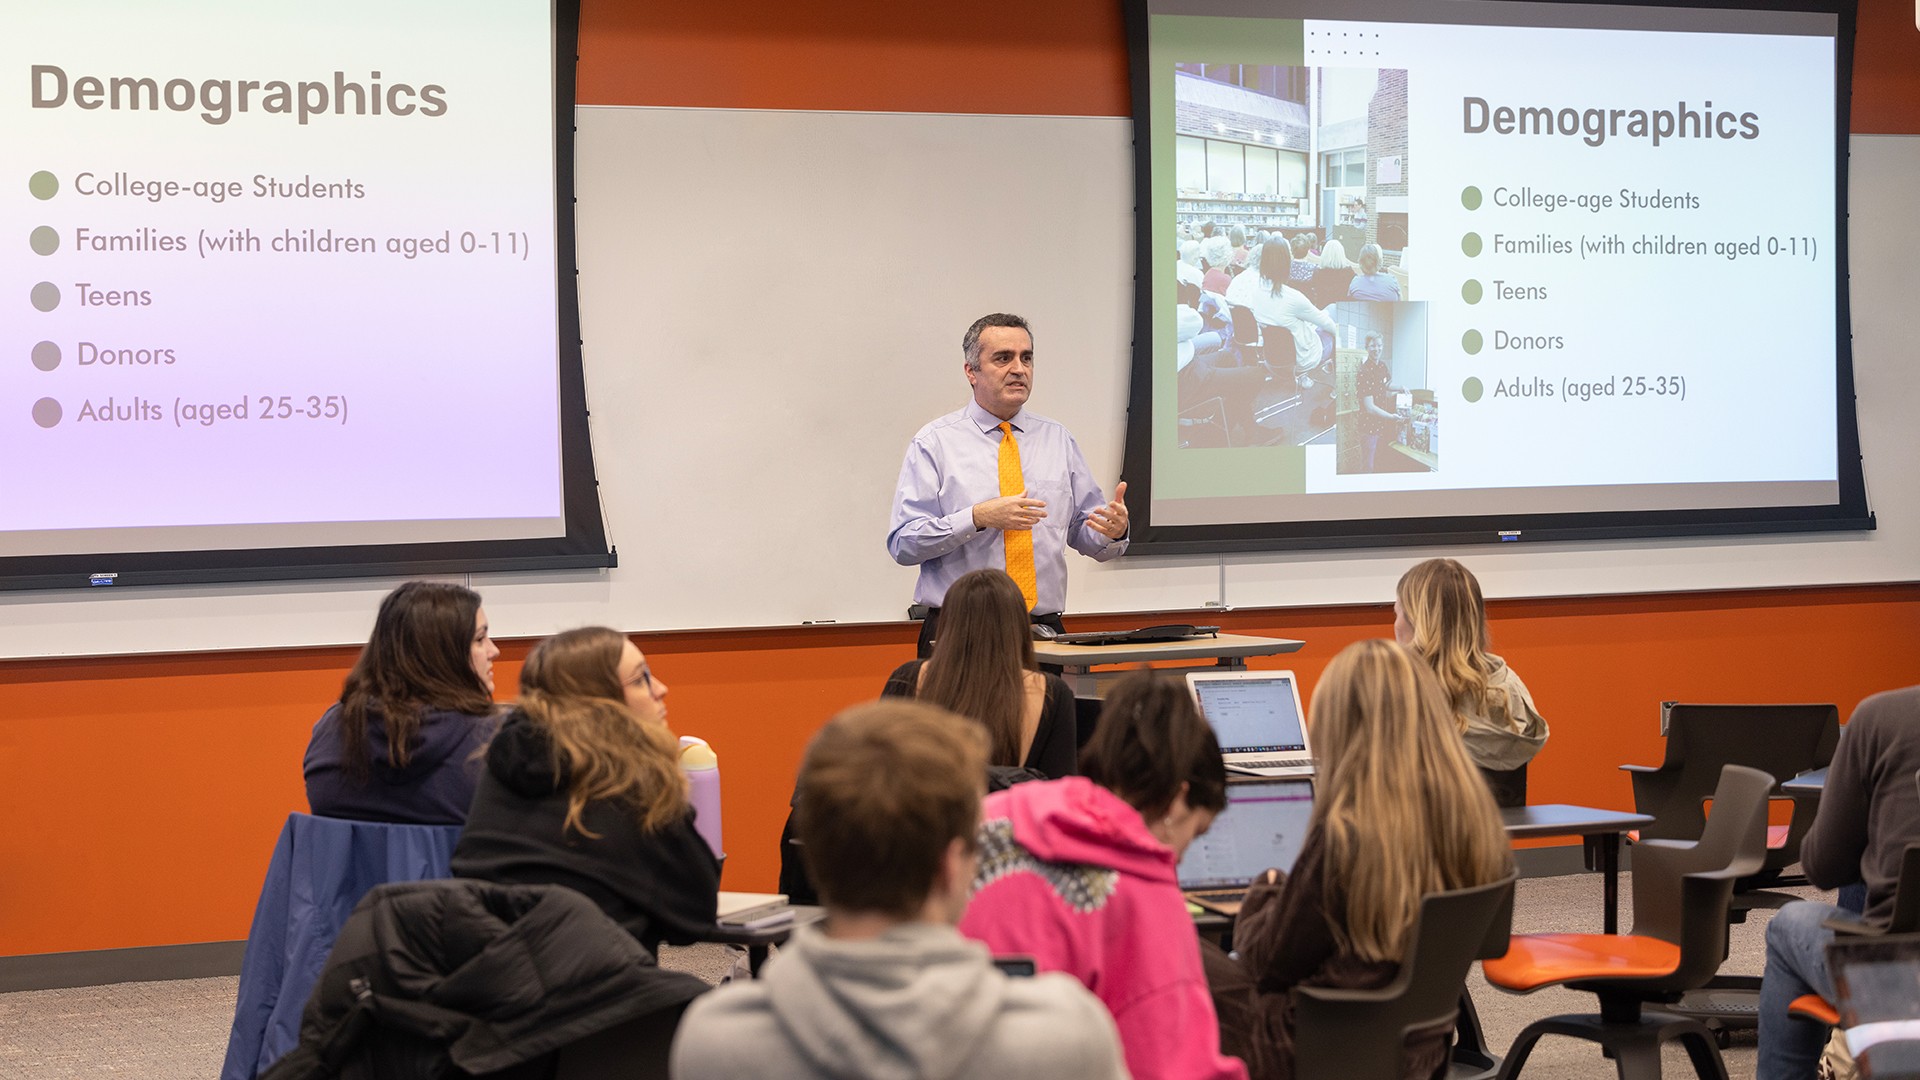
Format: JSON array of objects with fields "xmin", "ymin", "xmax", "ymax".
[
  {"xmin": 1396, "ymin": 558, "xmax": 1494, "ymax": 728},
  {"xmin": 919, "ymin": 569, "xmax": 1034, "ymax": 766},
  {"xmin": 338, "ymin": 581, "xmax": 495, "ymax": 779},
  {"xmin": 518, "ymin": 627, "xmax": 688, "ymax": 837},
  {"xmin": 1309, "ymin": 640, "xmax": 1512, "ymax": 962},
  {"xmin": 1081, "ymin": 671, "xmax": 1227, "ymax": 819}
]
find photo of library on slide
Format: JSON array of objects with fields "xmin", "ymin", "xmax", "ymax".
[{"xmin": 1172, "ymin": 62, "xmax": 1411, "ymax": 451}]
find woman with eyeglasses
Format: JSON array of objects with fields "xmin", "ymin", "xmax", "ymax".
[{"xmin": 451, "ymin": 626, "xmax": 719, "ymax": 954}]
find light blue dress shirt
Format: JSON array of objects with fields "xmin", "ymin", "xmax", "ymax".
[{"xmin": 888, "ymin": 400, "xmax": 1126, "ymax": 613}]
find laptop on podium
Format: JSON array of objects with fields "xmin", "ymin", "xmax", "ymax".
[{"xmin": 1186, "ymin": 669, "xmax": 1314, "ymax": 777}]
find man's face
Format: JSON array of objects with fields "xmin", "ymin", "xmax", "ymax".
[{"xmin": 966, "ymin": 326, "xmax": 1034, "ymax": 420}]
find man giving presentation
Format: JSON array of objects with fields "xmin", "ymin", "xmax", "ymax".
[{"xmin": 888, "ymin": 313, "xmax": 1129, "ymax": 657}]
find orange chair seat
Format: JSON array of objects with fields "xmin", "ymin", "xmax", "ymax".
[
  {"xmin": 1625, "ymin": 825, "xmax": 1788, "ymax": 847},
  {"xmin": 1789, "ymin": 994, "xmax": 1840, "ymax": 1026},
  {"xmin": 1484, "ymin": 933, "xmax": 1682, "ymax": 992}
]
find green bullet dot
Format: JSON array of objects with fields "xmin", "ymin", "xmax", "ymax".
[
  {"xmin": 1462, "ymin": 186, "xmax": 1482, "ymax": 210},
  {"xmin": 1462, "ymin": 330, "xmax": 1483, "ymax": 355},
  {"xmin": 1462, "ymin": 232, "xmax": 1483, "ymax": 257},
  {"xmin": 32, "ymin": 341, "xmax": 61, "ymax": 371},
  {"xmin": 1462, "ymin": 377, "xmax": 1484, "ymax": 403},
  {"xmin": 30, "ymin": 282, "xmax": 60, "ymax": 312},
  {"xmin": 1462, "ymin": 279, "xmax": 1483, "ymax": 304},
  {"xmin": 29, "ymin": 171, "xmax": 58, "ymax": 200},
  {"xmin": 30, "ymin": 226, "xmax": 58, "ymax": 256}
]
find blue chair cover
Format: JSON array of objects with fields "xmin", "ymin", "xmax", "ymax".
[{"xmin": 219, "ymin": 813, "xmax": 463, "ymax": 1080}]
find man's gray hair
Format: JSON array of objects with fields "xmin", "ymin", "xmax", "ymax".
[
  {"xmin": 962, "ymin": 313, "xmax": 1033, "ymax": 370},
  {"xmin": 1365, "ymin": 329, "xmax": 1386, "ymax": 348}
]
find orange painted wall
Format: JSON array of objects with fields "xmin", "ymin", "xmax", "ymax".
[
  {"xmin": 577, "ymin": 0, "xmax": 1920, "ymax": 133},
  {"xmin": 3, "ymin": 586, "xmax": 1917, "ymax": 956},
  {"xmin": 1, "ymin": 0, "xmax": 1913, "ymax": 960}
]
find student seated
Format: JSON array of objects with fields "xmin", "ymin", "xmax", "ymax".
[
  {"xmin": 1758, "ymin": 684, "xmax": 1920, "ymax": 1080},
  {"xmin": 303, "ymin": 581, "xmax": 501, "ymax": 824},
  {"xmin": 1214, "ymin": 640, "xmax": 1513, "ymax": 1080},
  {"xmin": 884, "ymin": 568, "xmax": 1078, "ymax": 779},
  {"xmin": 450, "ymin": 626, "xmax": 719, "ymax": 955},
  {"xmin": 1227, "ymin": 239, "xmax": 1336, "ymax": 377},
  {"xmin": 672, "ymin": 701, "xmax": 1127, "ymax": 1080},
  {"xmin": 1394, "ymin": 558, "xmax": 1548, "ymax": 804},
  {"xmin": 1348, "ymin": 242, "xmax": 1402, "ymax": 301},
  {"xmin": 959, "ymin": 671, "xmax": 1247, "ymax": 1080}
]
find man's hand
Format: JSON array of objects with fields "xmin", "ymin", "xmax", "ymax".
[
  {"xmin": 1087, "ymin": 480, "xmax": 1129, "ymax": 540},
  {"xmin": 974, "ymin": 495, "xmax": 1048, "ymax": 531}
]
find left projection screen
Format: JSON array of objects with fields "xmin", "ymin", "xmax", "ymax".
[{"xmin": 0, "ymin": 0, "xmax": 611, "ymax": 590}]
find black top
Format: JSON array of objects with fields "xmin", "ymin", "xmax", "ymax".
[
  {"xmin": 450, "ymin": 711, "xmax": 720, "ymax": 954},
  {"xmin": 303, "ymin": 702, "xmax": 498, "ymax": 825},
  {"xmin": 1354, "ymin": 356, "xmax": 1398, "ymax": 438},
  {"xmin": 881, "ymin": 659, "xmax": 1078, "ymax": 780}
]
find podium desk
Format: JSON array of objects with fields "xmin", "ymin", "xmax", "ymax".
[{"xmin": 1033, "ymin": 633, "xmax": 1305, "ymax": 698}]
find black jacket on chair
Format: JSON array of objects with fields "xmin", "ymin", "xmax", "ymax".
[
  {"xmin": 261, "ymin": 879, "xmax": 707, "ymax": 1080},
  {"xmin": 450, "ymin": 711, "xmax": 721, "ymax": 955}
]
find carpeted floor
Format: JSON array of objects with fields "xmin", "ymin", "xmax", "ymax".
[{"xmin": 0, "ymin": 873, "xmax": 1817, "ymax": 1079}]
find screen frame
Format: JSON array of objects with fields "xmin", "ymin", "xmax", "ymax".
[
  {"xmin": 1119, "ymin": 0, "xmax": 1873, "ymax": 556},
  {"xmin": 0, "ymin": 0, "xmax": 614, "ymax": 591}
]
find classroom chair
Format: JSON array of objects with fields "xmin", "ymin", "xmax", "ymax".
[
  {"xmin": 221, "ymin": 813, "xmax": 464, "ymax": 1080},
  {"xmin": 1621, "ymin": 703, "xmax": 1838, "ymax": 880},
  {"xmin": 1619, "ymin": 703, "xmax": 1839, "ymax": 1032},
  {"xmin": 1484, "ymin": 764, "xmax": 1772, "ymax": 1080},
  {"xmin": 1291, "ymin": 873, "xmax": 1517, "ymax": 1080}
]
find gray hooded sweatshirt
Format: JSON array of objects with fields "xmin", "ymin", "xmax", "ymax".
[{"xmin": 671, "ymin": 921, "xmax": 1129, "ymax": 1080}]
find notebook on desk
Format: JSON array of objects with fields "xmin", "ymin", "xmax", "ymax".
[
  {"xmin": 1179, "ymin": 778, "xmax": 1315, "ymax": 916},
  {"xmin": 1186, "ymin": 669, "xmax": 1314, "ymax": 777}
]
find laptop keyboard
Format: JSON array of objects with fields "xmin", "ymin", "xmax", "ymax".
[{"xmin": 1240, "ymin": 758, "xmax": 1313, "ymax": 769}]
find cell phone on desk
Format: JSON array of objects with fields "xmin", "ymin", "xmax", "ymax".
[{"xmin": 992, "ymin": 955, "xmax": 1037, "ymax": 977}]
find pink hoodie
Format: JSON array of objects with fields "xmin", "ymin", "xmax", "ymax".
[{"xmin": 959, "ymin": 777, "xmax": 1247, "ymax": 1080}]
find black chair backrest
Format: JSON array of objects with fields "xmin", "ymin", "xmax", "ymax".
[
  {"xmin": 1891, "ymin": 841, "xmax": 1920, "ymax": 935},
  {"xmin": 1291, "ymin": 873, "xmax": 1518, "ymax": 1080},
  {"xmin": 1228, "ymin": 303, "xmax": 1260, "ymax": 348},
  {"xmin": 1639, "ymin": 703, "xmax": 1839, "ymax": 843},
  {"xmin": 1629, "ymin": 764, "xmax": 1772, "ymax": 990}
]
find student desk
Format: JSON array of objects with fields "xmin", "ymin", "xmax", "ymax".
[
  {"xmin": 1501, "ymin": 804, "xmax": 1654, "ymax": 934},
  {"xmin": 1784, "ymin": 767, "xmax": 1828, "ymax": 795},
  {"xmin": 702, "ymin": 906, "xmax": 824, "ymax": 975}
]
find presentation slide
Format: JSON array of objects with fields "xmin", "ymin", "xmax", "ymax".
[
  {"xmin": 0, "ymin": 0, "xmax": 572, "ymax": 567},
  {"xmin": 1131, "ymin": 0, "xmax": 1862, "ymax": 547}
]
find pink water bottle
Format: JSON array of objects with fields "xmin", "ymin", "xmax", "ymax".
[{"xmin": 679, "ymin": 736, "xmax": 724, "ymax": 860}]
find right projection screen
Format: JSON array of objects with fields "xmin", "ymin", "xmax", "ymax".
[{"xmin": 1122, "ymin": 0, "xmax": 1873, "ymax": 553}]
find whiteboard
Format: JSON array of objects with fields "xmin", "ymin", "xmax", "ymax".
[{"xmin": 0, "ymin": 112, "xmax": 1909, "ymax": 659}]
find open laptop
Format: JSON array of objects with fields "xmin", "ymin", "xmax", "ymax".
[
  {"xmin": 1828, "ymin": 935, "xmax": 1920, "ymax": 1078},
  {"xmin": 1186, "ymin": 669, "xmax": 1314, "ymax": 777},
  {"xmin": 1178, "ymin": 778, "xmax": 1315, "ymax": 916}
]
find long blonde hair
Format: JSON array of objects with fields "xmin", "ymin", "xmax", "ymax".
[
  {"xmin": 1309, "ymin": 640, "xmax": 1513, "ymax": 962},
  {"xmin": 1396, "ymin": 558, "xmax": 1494, "ymax": 728},
  {"xmin": 518, "ymin": 627, "xmax": 689, "ymax": 838}
]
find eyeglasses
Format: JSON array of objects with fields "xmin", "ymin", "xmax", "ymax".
[{"xmin": 624, "ymin": 663, "xmax": 656, "ymax": 695}]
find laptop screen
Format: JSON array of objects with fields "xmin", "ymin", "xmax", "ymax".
[
  {"xmin": 1177, "ymin": 779, "xmax": 1315, "ymax": 890},
  {"xmin": 1190, "ymin": 674, "xmax": 1307, "ymax": 754}
]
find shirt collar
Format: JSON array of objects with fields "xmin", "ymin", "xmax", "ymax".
[{"xmin": 965, "ymin": 399, "xmax": 1028, "ymax": 433}]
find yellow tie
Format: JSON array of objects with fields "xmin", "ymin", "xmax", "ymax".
[{"xmin": 997, "ymin": 422, "xmax": 1039, "ymax": 611}]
